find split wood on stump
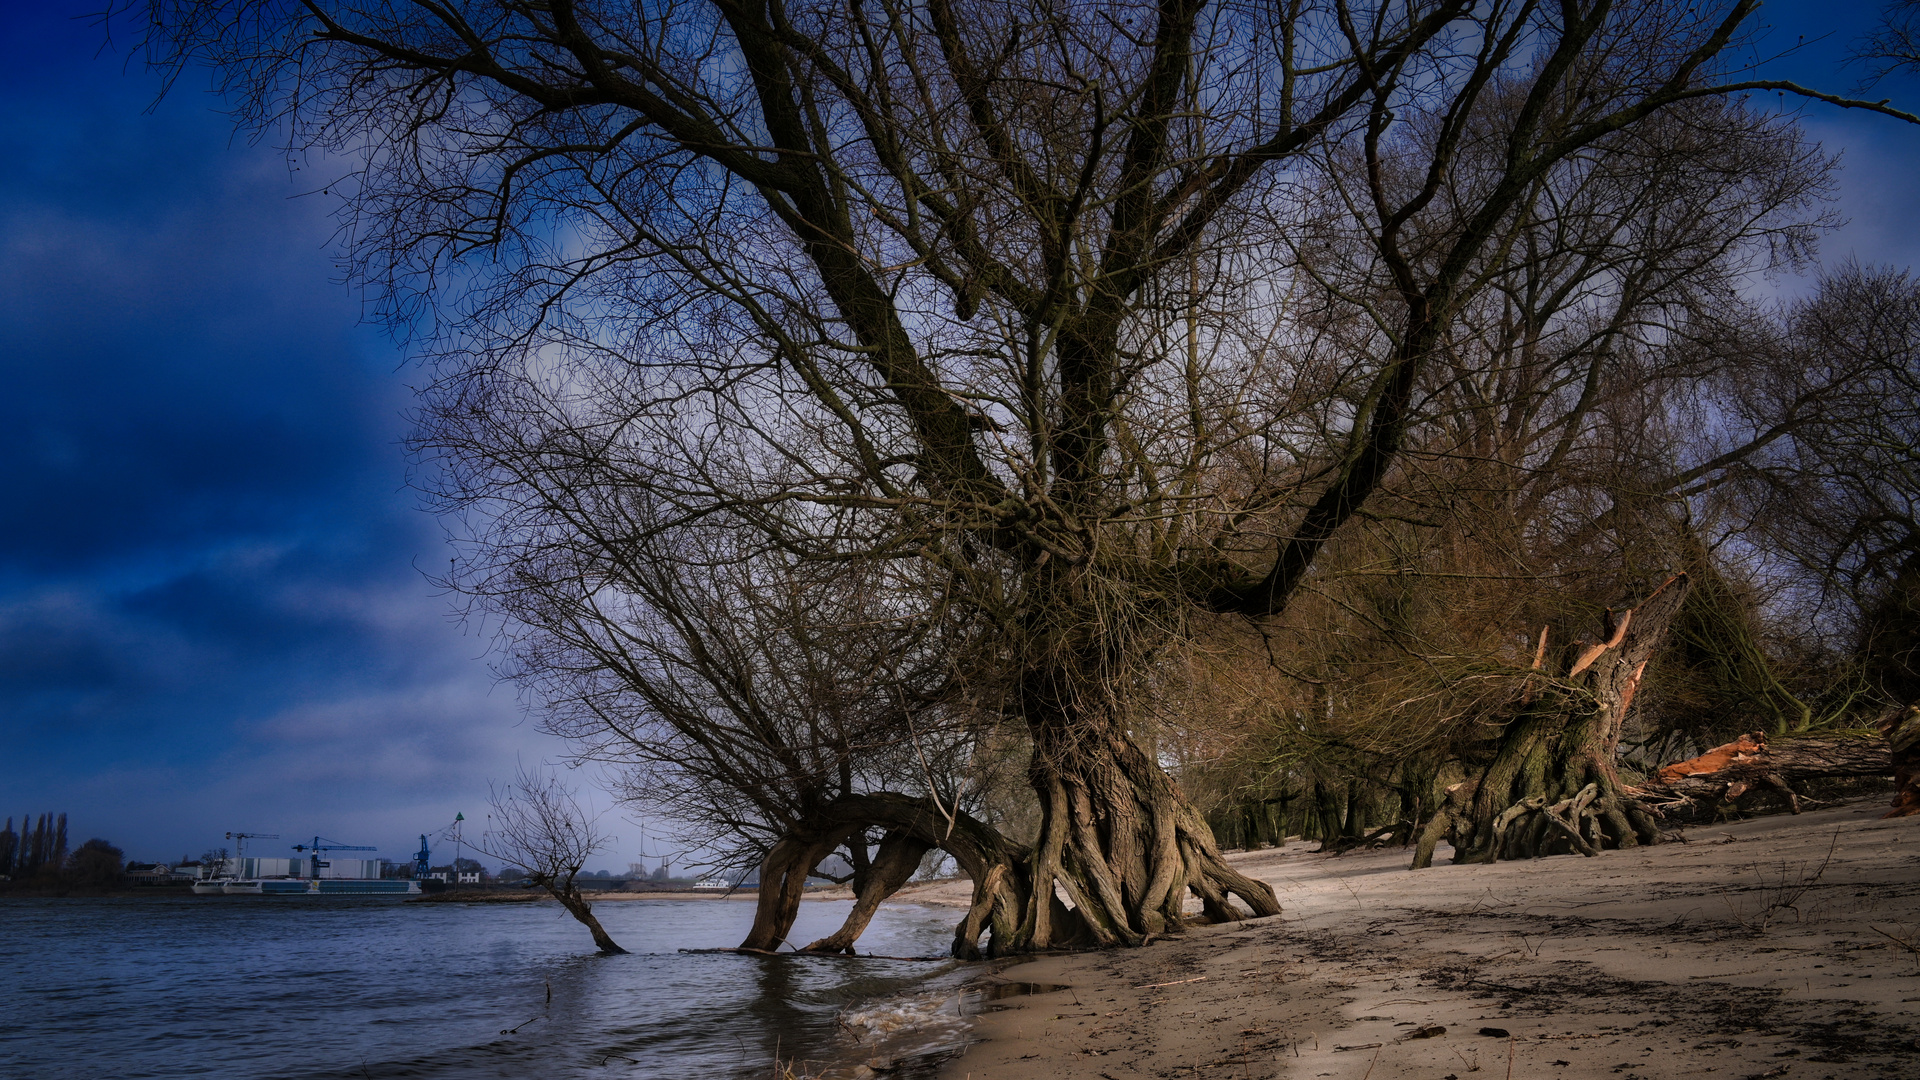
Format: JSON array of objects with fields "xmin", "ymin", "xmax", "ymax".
[{"xmin": 1413, "ymin": 574, "xmax": 1691, "ymax": 869}]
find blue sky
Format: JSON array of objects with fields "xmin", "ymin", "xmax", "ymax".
[{"xmin": 1, "ymin": 0, "xmax": 1918, "ymax": 870}]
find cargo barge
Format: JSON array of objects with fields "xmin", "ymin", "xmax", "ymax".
[{"xmin": 193, "ymin": 836, "xmax": 433, "ymax": 896}]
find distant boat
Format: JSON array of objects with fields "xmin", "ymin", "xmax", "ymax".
[{"xmin": 190, "ymin": 879, "xmax": 230, "ymax": 895}]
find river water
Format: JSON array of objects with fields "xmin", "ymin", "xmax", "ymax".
[{"xmin": 0, "ymin": 894, "xmax": 979, "ymax": 1079}]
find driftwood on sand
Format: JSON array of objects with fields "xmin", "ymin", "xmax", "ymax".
[{"xmin": 1636, "ymin": 729, "xmax": 1894, "ymax": 817}]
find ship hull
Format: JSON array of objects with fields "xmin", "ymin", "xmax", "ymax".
[
  {"xmin": 216, "ymin": 879, "xmax": 420, "ymax": 896},
  {"xmin": 310, "ymin": 879, "xmax": 419, "ymax": 895}
]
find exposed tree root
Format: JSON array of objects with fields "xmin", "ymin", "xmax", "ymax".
[
  {"xmin": 734, "ymin": 769, "xmax": 1281, "ymax": 960},
  {"xmin": 1009, "ymin": 744, "xmax": 1280, "ymax": 951}
]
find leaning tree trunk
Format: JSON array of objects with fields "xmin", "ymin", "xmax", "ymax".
[
  {"xmin": 799, "ymin": 829, "xmax": 932, "ymax": 954},
  {"xmin": 542, "ymin": 877, "xmax": 626, "ymax": 954},
  {"xmin": 739, "ymin": 829, "xmax": 855, "ymax": 952},
  {"xmin": 1414, "ymin": 574, "xmax": 1690, "ymax": 869},
  {"xmin": 1012, "ymin": 664, "xmax": 1281, "ymax": 950},
  {"xmin": 736, "ymin": 793, "xmax": 1035, "ymax": 959}
]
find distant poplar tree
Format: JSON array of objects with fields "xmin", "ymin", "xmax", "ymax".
[
  {"xmin": 15, "ymin": 813, "xmax": 72, "ymax": 877},
  {"xmin": 0, "ymin": 817, "xmax": 16, "ymax": 877},
  {"xmin": 26, "ymin": 814, "xmax": 47, "ymax": 875}
]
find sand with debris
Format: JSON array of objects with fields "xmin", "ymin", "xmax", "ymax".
[{"xmin": 932, "ymin": 799, "xmax": 1920, "ymax": 1080}]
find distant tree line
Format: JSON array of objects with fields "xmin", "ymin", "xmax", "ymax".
[
  {"xmin": 1, "ymin": 813, "xmax": 68, "ymax": 880},
  {"xmin": 0, "ymin": 813, "xmax": 126, "ymax": 891}
]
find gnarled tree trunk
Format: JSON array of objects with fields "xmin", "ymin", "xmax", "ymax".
[
  {"xmin": 1012, "ymin": 666, "xmax": 1281, "ymax": 949},
  {"xmin": 734, "ymin": 748, "xmax": 1277, "ymax": 960},
  {"xmin": 1414, "ymin": 574, "xmax": 1690, "ymax": 869},
  {"xmin": 739, "ymin": 830, "xmax": 854, "ymax": 953}
]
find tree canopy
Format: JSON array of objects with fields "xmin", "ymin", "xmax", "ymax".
[{"xmin": 138, "ymin": 0, "xmax": 1920, "ymax": 955}]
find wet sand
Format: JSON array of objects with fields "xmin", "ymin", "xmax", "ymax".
[{"xmin": 932, "ymin": 799, "xmax": 1920, "ymax": 1080}]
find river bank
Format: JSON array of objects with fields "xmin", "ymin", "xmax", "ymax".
[
  {"xmin": 933, "ymin": 799, "xmax": 1920, "ymax": 1080},
  {"xmin": 408, "ymin": 883, "xmax": 898, "ymax": 903},
  {"xmin": 0, "ymin": 883, "xmax": 194, "ymax": 898}
]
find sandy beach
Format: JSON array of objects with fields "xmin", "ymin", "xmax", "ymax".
[{"xmin": 925, "ymin": 800, "xmax": 1919, "ymax": 1080}]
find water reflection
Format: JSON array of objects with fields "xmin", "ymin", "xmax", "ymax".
[{"xmin": 0, "ymin": 896, "xmax": 971, "ymax": 1080}]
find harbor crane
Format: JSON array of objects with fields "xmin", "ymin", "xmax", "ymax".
[
  {"xmin": 224, "ymin": 831, "xmax": 279, "ymax": 873},
  {"xmin": 290, "ymin": 836, "xmax": 377, "ymax": 880},
  {"xmin": 413, "ymin": 835, "xmax": 432, "ymax": 880}
]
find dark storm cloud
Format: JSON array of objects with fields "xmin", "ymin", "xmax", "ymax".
[
  {"xmin": 0, "ymin": 161, "xmax": 387, "ymax": 572},
  {"xmin": 0, "ymin": 1, "xmax": 549, "ymax": 862},
  {"xmin": 2, "ymin": 543, "xmax": 416, "ymax": 744}
]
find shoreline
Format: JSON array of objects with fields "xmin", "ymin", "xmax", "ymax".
[
  {"xmin": 407, "ymin": 884, "xmax": 927, "ymax": 903},
  {"xmin": 408, "ymin": 887, "xmax": 766, "ymax": 903},
  {"xmin": 934, "ymin": 799, "xmax": 1920, "ymax": 1080}
]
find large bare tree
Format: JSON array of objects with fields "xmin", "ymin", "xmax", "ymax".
[{"xmin": 139, "ymin": 0, "xmax": 1915, "ymax": 952}]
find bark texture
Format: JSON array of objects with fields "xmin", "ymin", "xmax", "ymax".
[
  {"xmin": 1414, "ymin": 575, "xmax": 1690, "ymax": 869},
  {"xmin": 1881, "ymin": 705, "xmax": 1920, "ymax": 817},
  {"xmin": 1018, "ymin": 709, "xmax": 1280, "ymax": 950}
]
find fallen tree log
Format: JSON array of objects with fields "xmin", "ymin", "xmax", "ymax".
[{"xmin": 1636, "ymin": 730, "xmax": 1893, "ymax": 817}]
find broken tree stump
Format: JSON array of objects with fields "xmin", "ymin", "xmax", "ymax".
[{"xmin": 1877, "ymin": 705, "xmax": 1920, "ymax": 817}]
